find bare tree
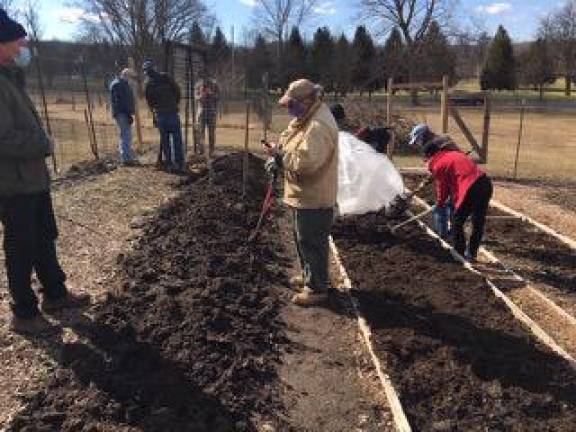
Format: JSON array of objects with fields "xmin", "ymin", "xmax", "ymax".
[
  {"xmin": 251, "ymin": 0, "xmax": 318, "ymax": 73},
  {"xmin": 540, "ymin": 0, "xmax": 576, "ymax": 96},
  {"xmin": 0, "ymin": 0, "xmax": 15, "ymax": 14},
  {"xmin": 75, "ymin": 0, "xmax": 212, "ymax": 68},
  {"xmin": 359, "ymin": 0, "xmax": 454, "ymax": 102},
  {"xmin": 22, "ymin": 0, "xmax": 42, "ymax": 42}
]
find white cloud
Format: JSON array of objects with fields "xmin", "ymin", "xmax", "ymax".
[
  {"xmin": 314, "ymin": 1, "xmax": 337, "ymax": 15},
  {"xmin": 56, "ymin": 7, "xmax": 100, "ymax": 24},
  {"xmin": 240, "ymin": 0, "xmax": 258, "ymax": 6},
  {"xmin": 476, "ymin": 2, "xmax": 512, "ymax": 15}
]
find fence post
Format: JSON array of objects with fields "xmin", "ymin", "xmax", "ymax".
[
  {"xmin": 80, "ymin": 59, "xmax": 98, "ymax": 159},
  {"xmin": 387, "ymin": 78, "xmax": 395, "ymax": 160},
  {"xmin": 128, "ymin": 57, "xmax": 144, "ymax": 152},
  {"xmin": 262, "ymin": 72, "xmax": 269, "ymax": 142},
  {"xmin": 513, "ymin": 99, "xmax": 526, "ymax": 179},
  {"xmin": 33, "ymin": 46, "xmax": 58, "ymax": 173},
  {"xmin": 441, "ymin": 75, "xmax": 449, "ymax": 134},
  {"xmin": 482, "ymin": 93, "xmax": 491, "ymax": 163},
  {"xmin": 386, "ymin": 77, "xmax": 394, "ymax": 126},
  {"xmin": 243, "ymin": 101, "xmax": 251, "ymax": 198}
]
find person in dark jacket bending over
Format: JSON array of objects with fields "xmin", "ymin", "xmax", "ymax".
[
  {"xmin": 143, "ymin": 60, "xmax": 185, "ymax": 172},
  {"xmin": 0, "ymin": 9, "xmax": 89, "ymax": 333},
  {"xmin": 420, "ymin": 130, "xmax": 493, "ymax": 262},
  {"xmin": 109, "ymin": 68, "xmax": 137, "ymax": 165}
]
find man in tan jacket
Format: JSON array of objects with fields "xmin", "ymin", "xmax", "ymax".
[{"xmin": 264, "ymin": 79, "xmax": 338, "ymax": 307}]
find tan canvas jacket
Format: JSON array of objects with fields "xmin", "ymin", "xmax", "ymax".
[{"xmin": 279, "ymin": 102, "xmax": 339, "ymax": 209}]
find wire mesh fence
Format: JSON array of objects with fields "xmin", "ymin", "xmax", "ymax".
[{"xmin": 21, "ymin": 44, "xmax": 575, "ymax": 182}]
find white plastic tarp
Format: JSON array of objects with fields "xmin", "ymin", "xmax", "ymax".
[{"xmin": 337, "ymin": 132, "xmax": 404, "ymax": 215}]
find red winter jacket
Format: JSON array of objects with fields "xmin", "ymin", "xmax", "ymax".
[{"xmin": 427, "ymin": 150, "xmax": 484, "ymax": 210}]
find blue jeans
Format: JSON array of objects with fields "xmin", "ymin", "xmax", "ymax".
[
  {"xmin": 433, "ymin": 200, "xmax": 454, "ymax": 238},
  {"xmin": 115, "ymin": 113, "xmax": 133, "ymax": 163},
  {"xmin": 156, "ymin": 112, "xmax": 184, "ymax": 168}
]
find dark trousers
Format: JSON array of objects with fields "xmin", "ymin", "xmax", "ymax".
[
  {"xmin": 0, "ymin": 192, "xmax": 67, "ymax": 318},
  {"xmin": 156, "ymin": 112, "xmax": 184, "ymax": 168},
  {"xmin": 292, "ymin": 208, "xmax": 334, "ymax": 293},
  {"xmin": 452, "ymin": 175, "xmax": 493, "ymax": 258}
]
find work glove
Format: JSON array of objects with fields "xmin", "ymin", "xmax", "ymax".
[{"xmin": 264, "ymin": 154, "xmax": 282, "ymax": 176}]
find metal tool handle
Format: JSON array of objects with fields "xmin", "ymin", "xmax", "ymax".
[{"xmin": 390, "ymin": 207, "xmax": 435, "ymax": 233}]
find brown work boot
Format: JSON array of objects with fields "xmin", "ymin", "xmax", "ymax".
[
  {"xmin": 41, "ymin": 292, "xmax": 91, "ymax": 314},
  {"xmin": 9, "ymin": 315, "xmax": 58, "ymax": 335},
  {"xmin": 289, "ymin": 274, "xmax": 305, "ymax": 289},
  {"xmin": 291, "ymin": 287, "xmax": 328, "ymax": 307}
]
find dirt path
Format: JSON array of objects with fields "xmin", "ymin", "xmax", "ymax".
[
  {"xmin": 0, "ymin": 159, "xmax": 179, "ymax": 428},
  {"xmin": 3, "ymin": 154, "xmax": 397, "ymax": 431},
  {"xmin": 493, "ymin": 180, "xmax": 576, "ymax": 242},
  {"xmin": 278, "ymin": 218, "xmax": 393, "ymax": 431}
]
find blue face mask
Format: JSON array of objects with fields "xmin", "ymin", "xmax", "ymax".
[
  {"xmin": 14, "ymin": 46, "xmax": 32, "ymax": 68},
  {"xmin": 288, "ymin": 100, "xmax": 306, "ymax": 119}
]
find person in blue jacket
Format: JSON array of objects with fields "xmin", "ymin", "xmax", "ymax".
[{"xmin": 110, "ymin": 68, "xmax": 138, "ymax": 165}]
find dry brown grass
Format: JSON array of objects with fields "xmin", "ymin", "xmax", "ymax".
[
  {"xmin": 37, "ymin": 92, "xmax": 575, "ymax": 181},
  {"xmin": 391, "ymin": 106, "xmax": 576, "ymax": 181}
]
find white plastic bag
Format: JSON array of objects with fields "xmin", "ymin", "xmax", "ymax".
[{"xmin": 337, "ymin": 132, "xmax": 404, "ymax": 215}]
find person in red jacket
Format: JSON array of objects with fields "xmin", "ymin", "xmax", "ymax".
[{"xmin": 424, "ymin": 138, "xmax": 493, "ymax": 262}]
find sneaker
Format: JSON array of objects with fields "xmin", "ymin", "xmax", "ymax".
[
  {"xmin": 9, "ymin": 315, "xmax": 58, "ymax": 335},
  {"xmin": 464, "ymin": 252, "xmax": 477, "ymax": 263},
  {"xmin": 41, "ymin": 292, "xmax": 91, "ymax": 314},
  {"xmin": 291, "ymin": 287, "xmax": 328, "ymax": 307}
]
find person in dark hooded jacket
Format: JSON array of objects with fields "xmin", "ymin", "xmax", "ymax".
[{"xmin": 0, "ymin": 9, "xmax": 89, "ymax": 333}]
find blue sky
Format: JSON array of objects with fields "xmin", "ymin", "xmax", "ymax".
[{"xmin": 11, "ymin": 0, "xmax": 556, "ymax": 43}]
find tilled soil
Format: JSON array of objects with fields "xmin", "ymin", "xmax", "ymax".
[
  {"xmin": 403, "ymin": 175, "xmax": 576, "ymax": 297},
  {"xmin": 332, "ymin": 215, "xmax": 576, "ymax": 431},
  {"xmin": 8, "ymin": 154, "xmax": 291, "ymax": 431}
]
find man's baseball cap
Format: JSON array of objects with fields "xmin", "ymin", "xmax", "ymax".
[{"xmin": 279, "ymin": 79, "xmax": 318, "ymax": 106}]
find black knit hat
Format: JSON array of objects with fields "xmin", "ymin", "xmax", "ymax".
[{"xmin": 0, "ymin": 9, "xmax": 27, "ymax": 44}]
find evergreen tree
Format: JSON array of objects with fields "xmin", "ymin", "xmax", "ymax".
[
  {"xmin": 418, "ymin": 21, "xmax": 456, "ymax": 82},
  {"xmin": 334, "ymin": 34, "xmax": 352, "ymax": 96},
  {"xmin": 310, "ymin": 27, "xmax": 336, "ymax": 92},
  {"xmin": 382, "ymin": 27, "xmax": 406, "ymax": 84},
  {"xmin": 246, "ymin": 34, "xmax": 274, "ymax": 89},
  {"xmin": 210, "ymin": 27, "xmax": 231, "ymax": 65},
  {"xmin": 190, "ymin": 21, "xmax": 207, "ymax": 50},
  {"xmin": 480, "ymin": 25, "xmax": 516, "ymax": 90},
  {"xmin": 284, "ymin": 26, "xmax": 308, "ymax": 86},
  {"xmin": 351, "ymin": 26, "xmax": 377, "ymax": 95},
  {"xmin": 519, "ymin": 38, "xmax": 556, "ymax": 100}
]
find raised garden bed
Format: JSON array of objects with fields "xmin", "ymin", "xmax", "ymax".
[
  {"xmin": 332, "ymin": 213, "xmax": 576, "ymax": 430},
  {"xmin": 8, "ymin": 154, "xmax": 290, "ymax": 432}
]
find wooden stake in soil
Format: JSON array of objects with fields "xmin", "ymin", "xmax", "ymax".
[
  {"xmin": 513, "ymin": 100, "xmax": 526, "ymax": 179},
  {"xmin": 243, "ymin": 101, "xmax": 251, "ymax": 198}
]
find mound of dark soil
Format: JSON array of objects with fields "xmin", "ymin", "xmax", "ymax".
[
  {"xmin": 333, "ymin": 214, "xmax": 576, "ymax": 430},
  {"xmin": 9, "ymin": 153, "xmax": 290, "ymax": 432}
]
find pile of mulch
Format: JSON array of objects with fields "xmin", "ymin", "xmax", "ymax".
[
  {"xmin": 9, "ymin": 153, "xmax": 291, "ymax": 432},
  {"xmin": 332, "ymin": 214, "xmax": 576, "ymax": 430}
]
